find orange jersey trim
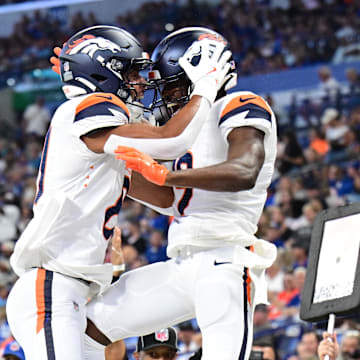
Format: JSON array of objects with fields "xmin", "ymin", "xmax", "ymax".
[
  {"xmin": 246, "ymin": 245, "xmax": 254, "ymax": 306},
  {"xmin": 36, "ymin": 268, "xmax": 46, "ymax": 333},
  {"xmin": 75, "ymin": 93, "xmax": 130, "ymax": 118},
  {"xmin": 221, "ymin": 95, "xmax": 271, "ymax": 120}
]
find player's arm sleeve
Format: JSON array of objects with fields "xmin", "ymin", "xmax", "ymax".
[
  {"xmin": 103, "ymin": 97, "xmax": 211, "ymax": 160},
  {"xmin": 71, "ymin": 93, "xmax": 130, "ymax": 138},
  {"xmin": 219, "ymin": 94, "xmax": 273, "ymax": 141}
]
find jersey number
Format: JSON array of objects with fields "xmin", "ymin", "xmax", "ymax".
[
  {"xmin": 174, "ymin": 152, "xmax": 193, "ymax": 216},
  {"xmin": 102, "ymin": 176, "xmax": 130, "ymax": 240}
]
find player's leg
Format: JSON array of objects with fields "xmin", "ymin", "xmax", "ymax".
[
  {"xmin": 86, "ymin": 259, "xmax": 195, "ymax": 342},
  {"xmin": 6, "ymin": 268, "xmax": 89, "ymax": 360},
  {"xmin": 195, "ymin": 264, "xmax": 254, "ymax": 360}
]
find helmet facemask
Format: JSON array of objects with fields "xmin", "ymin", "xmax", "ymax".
[
  {"xmin": 149, "ymin": 72, "xmax": 192, "ymax": 125},
  {"xmin": 101, "ymin": 55, "xmax": 151, "ymax": 101}
]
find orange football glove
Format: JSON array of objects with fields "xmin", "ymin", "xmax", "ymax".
[
  {"xmin": 115, "ymin": 146, "xmax": 169, "ymax": 186},
  {"xmin": 50, "ymin": 46, "xmax": 62, "ymax": 75}
]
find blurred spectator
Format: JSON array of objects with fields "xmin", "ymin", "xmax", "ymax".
[
  {"xmin": 0, "ymin": 305, "xmax": 11, "ymax": 346},
  {"xmin": 346, "ymin": 166, "xmax": 360, "ymax": 203},
  {"xmin": 2, "ymin": 0, "xmax": 360, "ymax": 83},
  {"xmin": 268, "ymin": 206, "xmax": 292, "ymax": 243},
  {"xmin": 253, "ymin": 305, "xmax": 277, "ymax": 348},
  {"xmin": 299, "ymin": 331, "xmax": 321, "ymax": 360},
  {"xmin": 338, "ymin": 330, "xmax": 360, "ymax": 360},
  {"xmin": 343, "ymin": 128, "xmax": 360, "ymax": 158},
  {"xmin": 145, "ymin": 230, "xmax": 167, "ymax": 264},
  {"xmin": 333, "ymin": 34, "xmax": 360, "ymax": 64},
  {"xmin": 2, "ymin": 340, "xmax": 25, "ymax": 360},
  {"xmin": 0, "ymin": 191, "xmax": 20, "ymax": 244},
  {"xmin": 277, "ymin": 131, "xmax": 306, "ymax": 175},
  {"xmin": 133, "ymin": 327, "xmax": 178, "ymax": 360},
  {"xmin": 317, "ymin": 66, "xmax": 341, "ymax": 103},
  {"xmin": 289, "ymin": 330, "xmax": 320, "ymax": 360},
  {"xmin": 22, "ymin": 96, "xmax": 51, "ymax": 138},
  {"xmin": 265, "ymin": 253, "xmax": 285, "ymax": 296},
  {"xmin": 327, "ymin": 165, "xmax": 354, "ymax": 200},
  {"xmin": 287, "ymin": 197, "xmax": 322, "ymax": 236},
  {"xmin": 268, "ymin": 271, "xmax": 300, "ymax": 320},
  {"xmin": 265, "ymin": 94, "xmax": 286, "ymax": 131},
  {"xmin": 24, "ymin": 140, "xmax": 42, "ymax": 175},
  {"xmin": 251, "ymin": 342, "xmax": 276, "ymax": 360},
  {"xmin": 177, "ymin": 321, "xmax": 199, "ymax": 360},
  {"xmin": 321, "ymin": 109, "xmax": 349, "ymax": 163},
  {"xmin": 308, "ymin": 128, "xmax": 329, "ymax": 158},
  {"xmin": 293, "ymin": 267, "xmax": 306, "ymax": 297},
  {"xmin": 349, "ymin": 107, "xmax": 360, "ymax": 133},
  {"xmin": 148, "ymin": 210, "xmax": 169, "ymax": 234},
  {"xmin": 346, "ymin": 68, "xmax": 360, "ymax": 98},
  {"xmin": 122, "ymin": 220, "xmax": 147, "ymax": 254},
  {"xmin": 290, "ymin": 237, "xmax": 309, "ymax": 270}
]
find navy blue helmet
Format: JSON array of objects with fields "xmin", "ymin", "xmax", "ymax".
[
  {"xmin": 59, "ymin": 25, "xmax": 150, "ymax": 100},
  {"xmin": 149, "ymin": 27, "xmax": 236, "ymax": 124}
]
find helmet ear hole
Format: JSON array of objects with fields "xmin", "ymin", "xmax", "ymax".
[{"xmin": 91, "ymin": 74, "xmax": 107, "ymax": 83}]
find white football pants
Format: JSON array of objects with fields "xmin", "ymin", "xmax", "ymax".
[
  {"xmin": 6, "ymin": 268, "xmax": 91, "ymax": 360},
  {"xmin": 87, "ymin": 247, "xmax": 256, "ymax": 360}
]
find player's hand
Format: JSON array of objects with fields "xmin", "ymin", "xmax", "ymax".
[
  {"xmin": 179, "ymin": 38, "xmax": 232, "ymax": 103},
  {"xmin": 115, "ymin": 146, "xmax": 169, "ymax": 186},
  {"xmin": 318, "ymin": 332, "xmax": 339, "ymax": 360},
  {"xmin": 50, "ymin": 46, "xmax": 62, "ymax": 75},
  {"xmin": 111, "ymin": 226, "xmax": 124, "ymax": 267}
]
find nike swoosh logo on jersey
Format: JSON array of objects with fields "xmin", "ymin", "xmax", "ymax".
[
  {"xmin": 239, "ymin": 96, "xmax": 256, "ymax": 103},
  {"xmin": 96, "ymin": 94, "xmax": 113, "ymax": 100},
  {"xmin": 214, "ymin": 260, "xmax": 232, "ymax": 266}
]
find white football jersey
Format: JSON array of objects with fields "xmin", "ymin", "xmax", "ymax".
[
  {"xmin": 167, "ymin": 91, "xmax": 277, "ymax": 258},
  {"xmin": 11, "ymin": 92, "xmax": 131, "ymax": 294}
]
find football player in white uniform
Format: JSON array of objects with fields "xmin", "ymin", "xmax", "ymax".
[
  {"xmin": 85, "ymin": 28, "xmax": 277, "ymax": 360},
  {"xmin": 6, "ymin": 25, "xmax": 231, "ymax": 360}
]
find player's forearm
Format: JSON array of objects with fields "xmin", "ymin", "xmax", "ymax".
[
  {"xmin": 159, "ymin": 95, "xmax": 204, "ymax": 137},
  {"xmin": 164, "ymin": 158, "xmax": 261, "ymax": 192},
  {"xmin": 128, "ymin": 172, "xmax": 174, "ymax": 208},
  {"xmin": 103, "ymin": 97, "xmax": 210, "ymax": 160}
]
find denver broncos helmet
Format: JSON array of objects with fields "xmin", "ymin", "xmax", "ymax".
[
  {"xmin": 149, "ymin": 27, "xmax": 237, "ymax": 123},
  {"xmin": 59, "ymin": 25, "xmax": 150, "ymax": 100}
]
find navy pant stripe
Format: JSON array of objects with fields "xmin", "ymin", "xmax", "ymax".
[
  {"xmin": 44, "ymin": 271, "xmax": 55, "ymax": 360},
  {"xmin": 239, "ymin": 267, "xmax": 249, "ymax": 359}
]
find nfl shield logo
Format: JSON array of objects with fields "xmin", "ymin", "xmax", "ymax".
[
  {"xmin": 10, "ymin": 342, "xmax": 20, "ymax": 351},
  {"xmin": 155, "ymin": 329, "xmax": 169, "ymax": 342}
]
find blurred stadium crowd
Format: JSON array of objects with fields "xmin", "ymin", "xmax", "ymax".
[
  {"xmin": 1, "ymin": 0, "xmax": 360, "ymax": 83},
  {"xmin": 1, "ymin": 0, "xmax": 360, "ymax": 359}
]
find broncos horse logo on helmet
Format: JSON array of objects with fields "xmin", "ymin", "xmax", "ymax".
[
  {"xmin": 65, "ymin": 35, "xmax": 122, "ymax": 58},
  {"xmin": 58, "ymin": 25, "xmax": 151, "ymax": 101},
  {"xmin": 149, "ymin": 27, "xmax": 237, "ymax": 124}
]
